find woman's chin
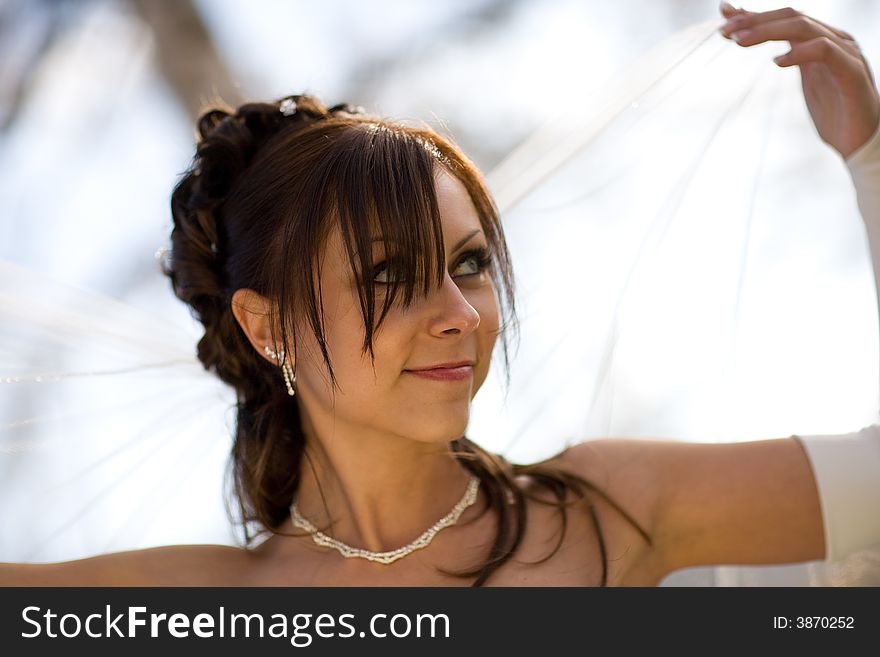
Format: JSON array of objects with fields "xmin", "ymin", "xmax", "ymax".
[{"xmin": 408, "ymin": 410, "xmax": 471, "ymax": 444}]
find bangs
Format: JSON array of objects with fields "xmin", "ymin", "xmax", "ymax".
[
  {"xmin": 266, "ymin": 115, "xmax": 518, "ymax": 391},
  {"xmin": 329, "ymin": 123, "xmax": 448, "ymax": 360}
]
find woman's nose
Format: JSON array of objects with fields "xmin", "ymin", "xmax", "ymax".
[{"xmin": 426, "ymin": 272, "xmax": 481, "ymax": 337}]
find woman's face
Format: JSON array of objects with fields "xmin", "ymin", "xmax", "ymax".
[{"xmin": 291, "ymin": 168, "xmax": 501, "ymax": 445}]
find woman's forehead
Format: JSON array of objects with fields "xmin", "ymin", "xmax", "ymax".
[
  {"xmin": 434, "ymin": 169, "xmax": 481, "ymax": 229},
  {"xmin": 323, "ymin": 170, "xmax": 483, "ymax": 257}
]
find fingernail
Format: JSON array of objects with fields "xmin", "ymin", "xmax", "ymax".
[
  {"xmin": 722, "ymin": 17, "xmax": 743, "ymax": 34},
  {"xmin": 731, "ymin": 29, "xmax": 751, "ymax": 43}
]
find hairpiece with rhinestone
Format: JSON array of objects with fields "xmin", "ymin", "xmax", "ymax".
[{"xmin": 279, "ymin": 98, "xmax": 298, "ymax": 117}]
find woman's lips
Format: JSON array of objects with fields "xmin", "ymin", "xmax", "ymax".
[{"xmin": 404, "ymin": 365, "xmax": 473, "ymax": 381}]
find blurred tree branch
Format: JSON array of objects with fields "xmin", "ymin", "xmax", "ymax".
[
  {"xmin": 345, "ymin": 0, "xmax": 523, "ymax": 103},
  {"xmin": 0, "ymin": 0, "xmax": 63, "ymax": 132},
  {"xmin": 131, "ymin": 0, "xmax": 241, "ymax": 119},
  {"xmin": 1, "ymin": 0, "xmax": 241, "ymax": 131}
]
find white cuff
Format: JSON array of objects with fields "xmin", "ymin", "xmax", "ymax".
[
  {"xmin": 794, "ymin": 425, "xmax": 880, "ymax": 563},
  {"xmin": 845, "ymin": 119, "xmax": 880, "ymax": 323},
  {"xmin": 845, "ymin": 118, "xmax": 880, "ymax": 174}
]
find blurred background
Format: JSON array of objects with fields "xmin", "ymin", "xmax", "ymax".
[{"xmin": 1, "ymin": 0, "xmax": 879, "ymax": 585}]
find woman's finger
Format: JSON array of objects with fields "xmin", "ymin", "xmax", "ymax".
[
  {"xmin": 720, "ymin": 2, "xmax": 750, "ymax": 19},
  {"xmin": 800, "ymin": 16, "xmax": 854, "ymax": 43},
  {"xmin": 728, "ymin": 15, "xmax": 851, "ymax": 51},
  {"xmin": 722, "ymin": 7, "xmax": 855, "ymax": 42},
  {"xmin": 773, "ymin": 36, "xmax": 862, "ymax": 79}
]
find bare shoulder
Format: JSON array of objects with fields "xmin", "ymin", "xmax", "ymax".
[{"xmin": 0, "ymin": 544, "xmax": 256, "ymax": 586}]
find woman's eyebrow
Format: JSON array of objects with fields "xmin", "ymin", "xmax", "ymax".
[
  {"xmin": 450, "ymin": 229, "xmax": 481, "ymax": 253},
  {"xmin": 371, "ymin": 228, "xmax": 482, "ymax": 253},
  {"xmin": 370, "ymin": 228, "xmax": 482, "ymax": 253}
]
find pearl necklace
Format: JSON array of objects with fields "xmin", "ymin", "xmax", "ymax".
[{"xmin": 289, "ymin": 475, "xmax": 480, "ymax": 565}]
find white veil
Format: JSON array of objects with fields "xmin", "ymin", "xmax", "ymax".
[{"xmin": 2, "ymin": 18, "xmax": 878, "ymax": 584}]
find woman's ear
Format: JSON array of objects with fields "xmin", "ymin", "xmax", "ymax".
[{"xmin": 231, "ymin": 289, "xmax": 282, "ymax": 364}]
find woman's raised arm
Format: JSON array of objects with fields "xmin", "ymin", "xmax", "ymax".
[
  {"xmin": 561, "ymin": 5, "xmax": 880, "ymax": 582},
  {"xmin": 719, "ymin": 2, "xmax": 879, "ymax": 158}
]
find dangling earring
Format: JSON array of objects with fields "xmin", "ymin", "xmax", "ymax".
[{"xmin": 263, "ymin": 345, "xmax": 296, "ymax": 396}]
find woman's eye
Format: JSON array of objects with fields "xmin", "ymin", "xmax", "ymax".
[
  {"xmin": 373, "ymin": 267, "xmax": 390, "ymax": 284},
  {"xmin": 453, "ymin": 254, "xmax": 482, "ymax": 277},
  {"xmin": 372, "ymin": 248, "xmax": 491, "ymax": 285},
  {"xmin": 453, "ymin": 248, "xmax": 492, "ymax": 278},
  {"xmin": 372, "ymin": 262, "xmax": 400, "ymax": 284}
]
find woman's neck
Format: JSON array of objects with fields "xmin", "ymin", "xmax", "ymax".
[{"xmin": 292, "ymin": 418, "xmax": 476, "ymax": 555}]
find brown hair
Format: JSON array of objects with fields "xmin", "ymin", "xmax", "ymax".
[{"xmin": 164, "ymin": 93, "xmax": 650, "ymax": 586}]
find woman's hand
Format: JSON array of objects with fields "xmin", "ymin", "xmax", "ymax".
[{"xmin": 720, "ymin": 2, "xmax": 880, "ymax": 158}]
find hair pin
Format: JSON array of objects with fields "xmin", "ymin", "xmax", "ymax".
[{"xmin": 279, "ymin": 98, "xmax": 298, "ymax": 117}]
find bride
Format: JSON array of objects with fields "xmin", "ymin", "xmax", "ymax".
[{"xmin": 2, "ymin": 3, "xmax": 879, "ymax": 586}]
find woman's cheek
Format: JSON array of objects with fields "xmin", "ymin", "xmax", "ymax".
[
  {"xmin": 471, "ymin": 284, "xmax": 501, "ymax": 334},
  {"xmin": 473, "ymin": 286, "xmax": 501, "ymax": 383}
]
